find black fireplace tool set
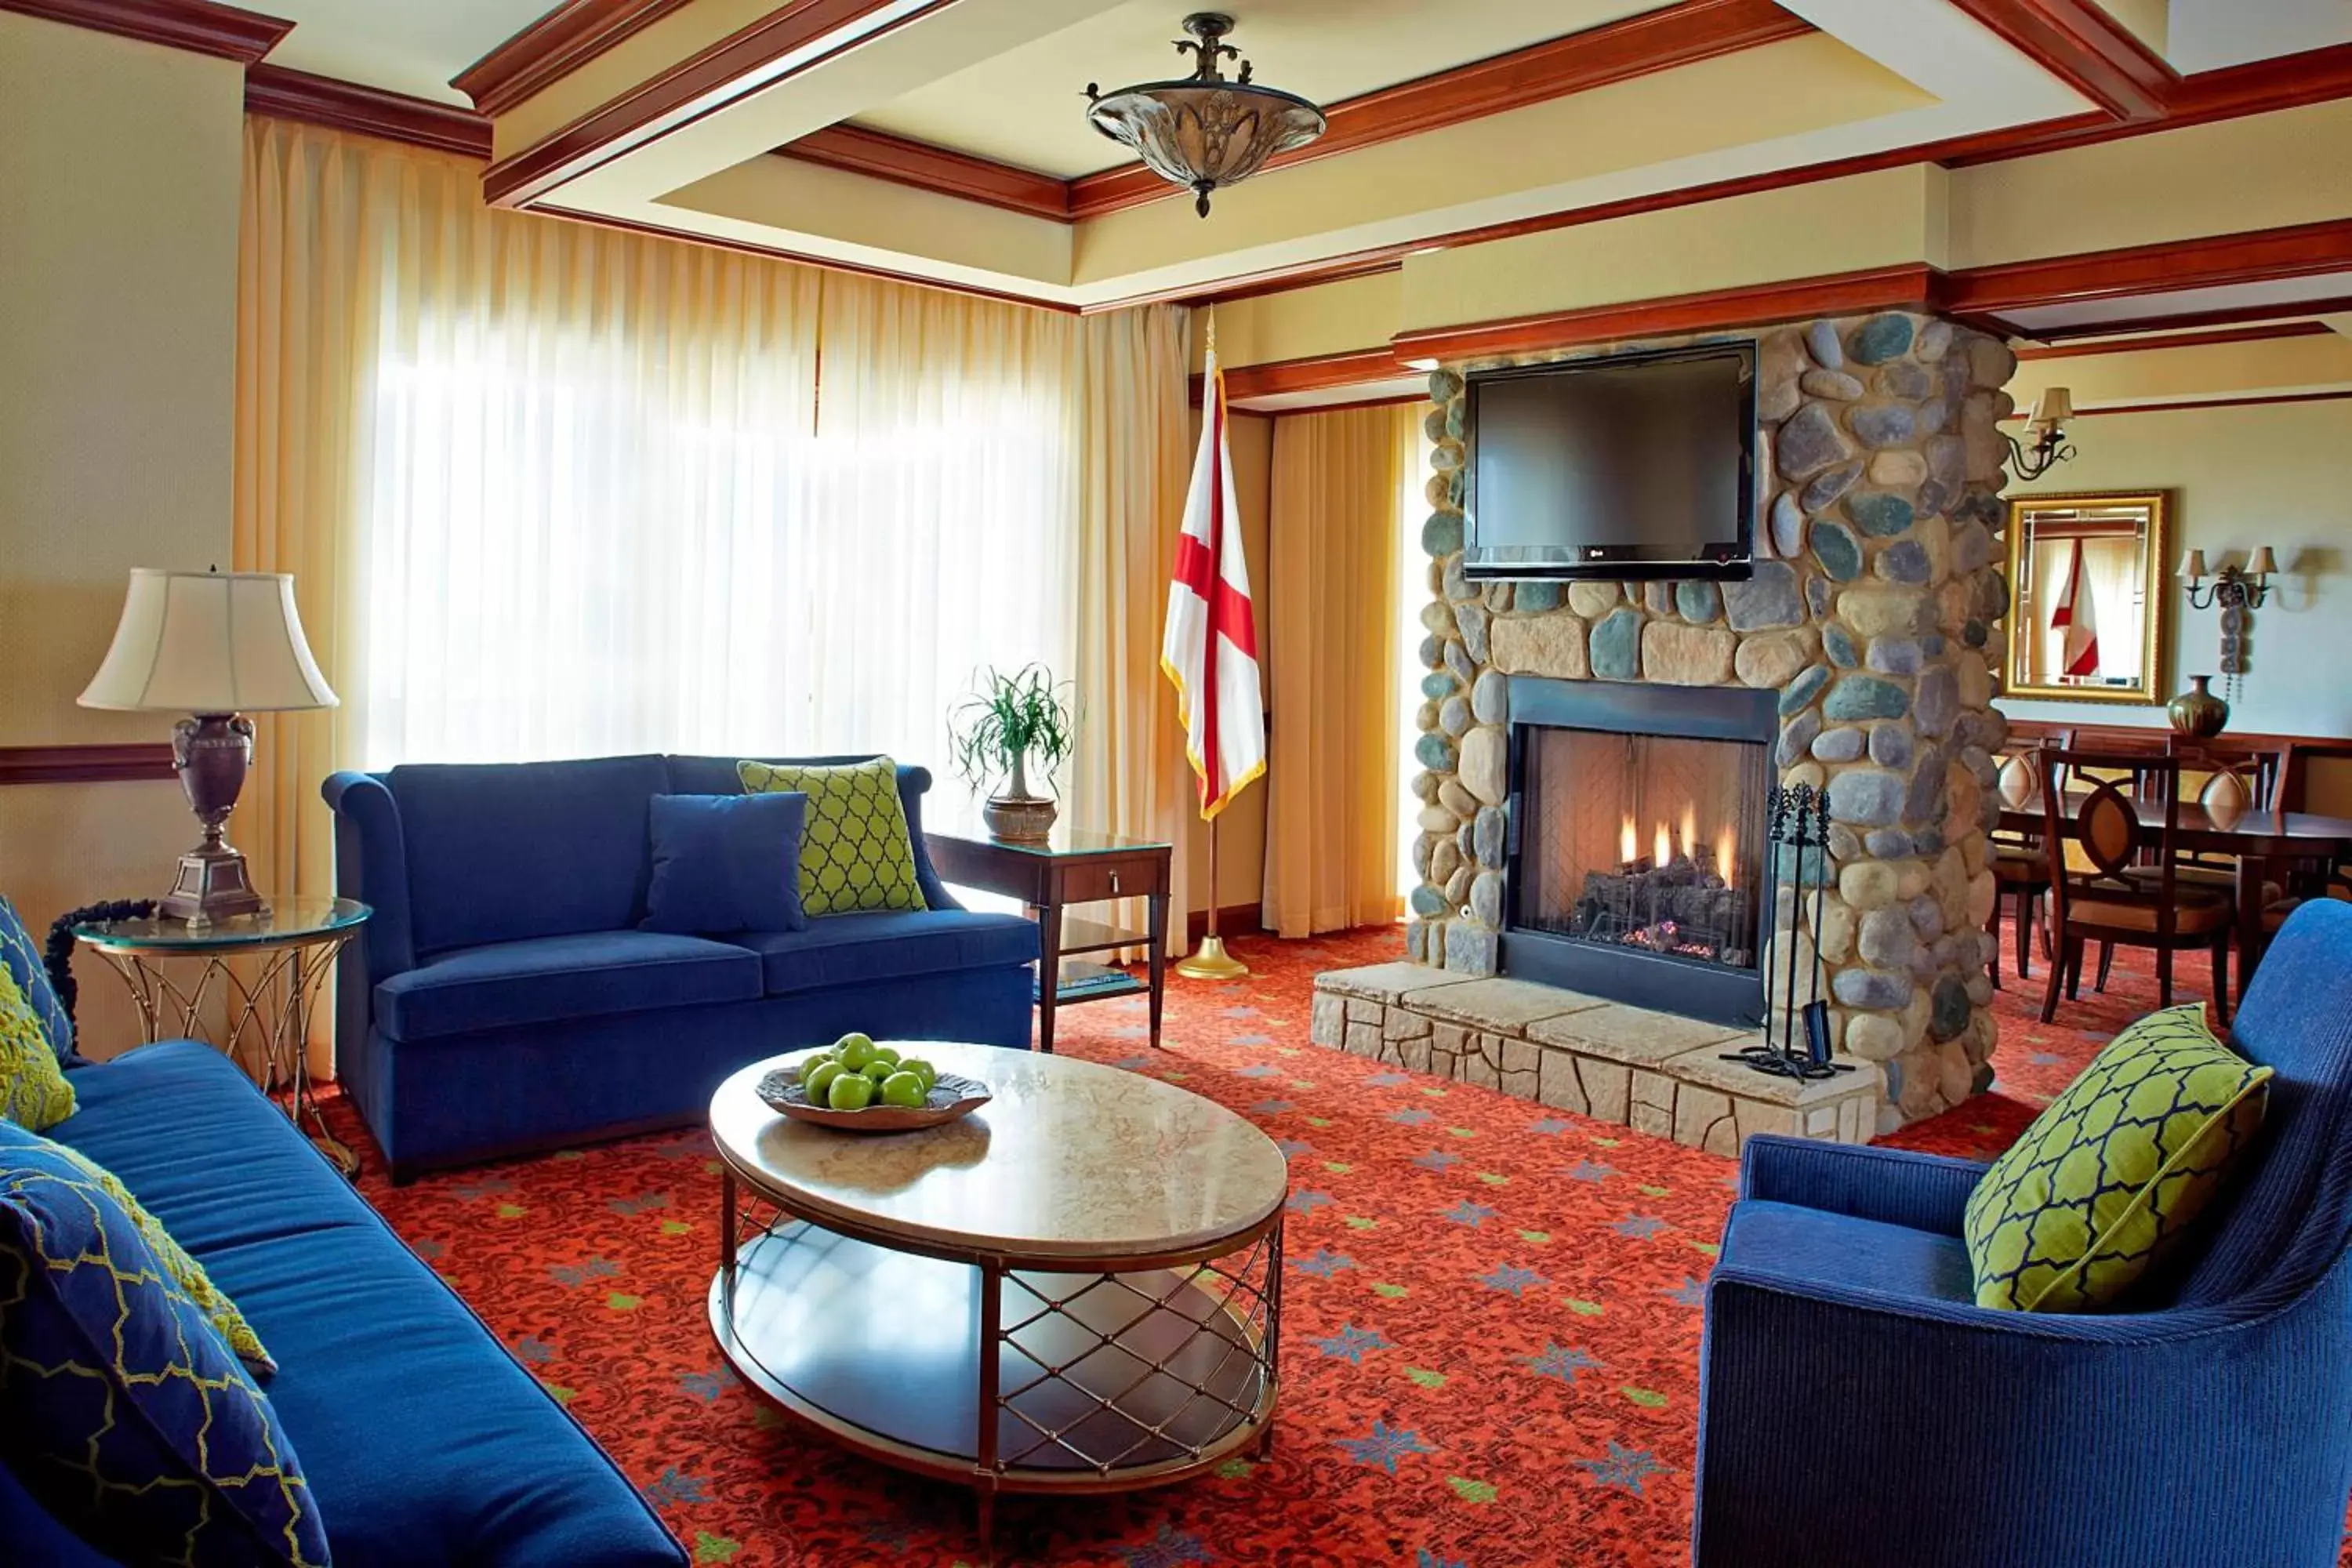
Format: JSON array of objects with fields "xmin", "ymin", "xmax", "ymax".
[{"xmin": 1723, "ymin": 783, "xmax": 1852, "ymax": 1083}]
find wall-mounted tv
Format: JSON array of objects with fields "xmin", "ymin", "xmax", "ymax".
[{"xmin": 1463, "ymin": 342, "xmax": 1757, "ymax": 582}]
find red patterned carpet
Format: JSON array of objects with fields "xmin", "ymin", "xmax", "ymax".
[{"xmin": 337, "ymin": 926, "xmax": 2210, "ymax": 1567}]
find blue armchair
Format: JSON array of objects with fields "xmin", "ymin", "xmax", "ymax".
[{"xmin": 1693, "ymin": 898, "xmax": 2352, "ymax": 1568}]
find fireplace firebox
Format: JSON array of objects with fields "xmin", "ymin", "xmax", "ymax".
[{"xmin": 1503, "ymin": 678, "xmax": 1777, "ymax": 1026}]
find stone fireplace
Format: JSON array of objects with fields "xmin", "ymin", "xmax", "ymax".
[{"xmin": 1400, "ymin": 311, "xmax": 2016, "ymax": 1132}]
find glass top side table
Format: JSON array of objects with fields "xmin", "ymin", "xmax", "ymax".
[{"xmin": 74, "ymin": 897, "xmax": 371, "ymax": 1175}]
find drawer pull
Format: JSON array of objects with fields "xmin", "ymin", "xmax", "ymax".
[{"xmin": 1110, "ymin": 871, "xmax": 1122, "ymax": 894}]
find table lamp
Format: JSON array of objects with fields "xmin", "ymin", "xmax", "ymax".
[{"xmin": 78, "ymin": 568, "xmax": 338, "ymax": 924}]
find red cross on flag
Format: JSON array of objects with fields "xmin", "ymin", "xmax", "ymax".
[
  {"xmin": 2053, "ymin": 536, "xmax": 2102, "ymax": 679},
  {"xmin": 1160, "ymin": 337, "xmax": 1266, "ymax": 820}
]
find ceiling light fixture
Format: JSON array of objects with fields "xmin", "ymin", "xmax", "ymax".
[{"xmin": 1084, "ymin": 13, "xmax": 1326, "ymax": 218}]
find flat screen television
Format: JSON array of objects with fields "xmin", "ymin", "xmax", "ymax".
[{"xmin": 1463, "ymin": 342, "xmax": 1757, "ymax": 582}]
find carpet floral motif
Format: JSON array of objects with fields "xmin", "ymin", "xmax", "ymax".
[{"xmin": 341, "ymin": 927, "xmax": 2227, "ymax": 1566}]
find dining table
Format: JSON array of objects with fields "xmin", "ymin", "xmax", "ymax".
[{"xmin": 1997, "ymin": 790, "xmax": 2352, "ymax": 1006}]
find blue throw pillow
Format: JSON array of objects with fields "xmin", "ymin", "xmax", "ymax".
[
  {"xmin": 0, "ymin": 1122, "xmax": 328, "ymax": 1567},
  {"xmin": 643, "ymin": 791, "xmax": 807, "ymax": 935},
  {"xmin": 0, "ymin": 895, "xmax": 73, "ymax": 1065}
]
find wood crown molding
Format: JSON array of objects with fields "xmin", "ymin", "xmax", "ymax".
[
  {"xmin": 485, "ymin": 0, "xmax": 956, "ymax": 210},
  {"xmin": 453, "ymin": 0, "xmax": 693, "ymax": 118},
  {"xmin": 2002, "ymin": 389, "xmax": 2352, "ymax": 419},
  {"xmin": 0, "ymin": 0, "xmax": 290, "ymax": 62},
  {"xmin": 0, "ymin": 745, "xmax": 176, "ymax": 788},
  {"xmin": 2014, "ymin": 321, "xmax": 2339, "ymax": 359},
  {"xmin": 2004, "ymin": 295, "xmax": 2352, "ymax": 343},
  {"xmin": 246, "ymin": 64, "xmax": 493, "ymax": 159},
  {"xmin": 1944, "ymin": 217, "xmax": 2352, "ymax": 317},
  {"xmin": 782, "ymin": 124, "xmax": 1071, "ymax": 221},
  {"xmin": 1188, "ymin": 347, "xmax": 1410, "ymax": 407},
  {"xmin": 1388, "ymin": 263, "xmax": 1946, "ymax": 366},
  {"xmin": 1946, "ymin": 0, "xmax": 2176, "ymax": 122}
]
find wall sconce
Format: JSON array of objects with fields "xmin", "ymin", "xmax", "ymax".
[
  {"xmin": 2180, "ymin": 546, "xmax": 2279, "ymax": 704},
  {"xmin": 2180, "ymin": 546, "xmax": 2276, "ymax": 610},
  {"xmin": 2005, "ymin": 386, "xmax": 2078, "ymax": 481}
]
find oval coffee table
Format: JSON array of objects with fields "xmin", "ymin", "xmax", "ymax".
[{"xmin": 707, "ymin": 1044, "xmax": 1289, "ymax": 1554}]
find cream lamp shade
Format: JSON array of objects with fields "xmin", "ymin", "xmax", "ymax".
[
  {"xmin": 2179, "ymin": 548, "xmax": 2210, "ymax": 583},
  {"xmin": 2027, "ymin": 387, "xmax": 2074, "ymax": 428},
  {"xmin": 2248, "ymin": 546, "xmax": 2279, "ymax": 578},
  {"xmin": 79, "ymin": 569, "xmax": 337, "ymax": 714}
]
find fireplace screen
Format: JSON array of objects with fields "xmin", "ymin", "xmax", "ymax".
[{"xmin": 1514, "ymin": 725, "xmax": 1768, "ymax": 971}]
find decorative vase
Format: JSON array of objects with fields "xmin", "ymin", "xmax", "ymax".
[
  {"xmin": 982, "ymin": 752, "xmax": 1057, "ymax": 844},
  {"xmin": 2167, "ymin": 674, "xmax": 2230, "ymax": 738}
]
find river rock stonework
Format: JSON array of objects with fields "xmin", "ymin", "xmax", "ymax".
[{"xmin": 1406, "ymin": 313, "xmax": 2013, "ymax": 1131}]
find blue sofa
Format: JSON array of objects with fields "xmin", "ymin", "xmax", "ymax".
[
  {"xmin": 324, "ymin": 753, "xmax": 1037, "ymax": 1180},
  {"xmin": 0, "ymin": 1040, "xmax": 686, "ymax": 1566},
  {"xmin": 1693, "ymin": 898, "xmax": 2352, "ymax": 1567}
]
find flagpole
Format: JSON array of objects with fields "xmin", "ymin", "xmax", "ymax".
[{"xmin": 1178, "ymin": 816, "xmax": 1249, "ymax": 979}]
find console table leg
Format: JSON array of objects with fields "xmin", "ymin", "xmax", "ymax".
[
  {"xmin": 1147, "ymin": 890, "xmax": 1168, "ymax": 1050},
  {"xmin": 976, "ymin": 1258, "xmax": 1003, "ymax": 1564},
  {"xmin": 1035, "ymin": 903, "xmax": 1063, "ymax": 1054}
]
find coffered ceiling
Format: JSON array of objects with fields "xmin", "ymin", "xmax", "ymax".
[{"xmin": 848, "ymin": 0, "xmax": 1675, "ymax": 179}]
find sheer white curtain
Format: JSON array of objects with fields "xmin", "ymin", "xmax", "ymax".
[{"xmin": 342, "ymin": 145, "xmax": 1097, "ymax": 786}]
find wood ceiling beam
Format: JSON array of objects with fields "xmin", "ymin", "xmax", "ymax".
[
  {"xmin": 1946, "ymin": 0, "xmax": 2176, "ymax": 121},
  {"xmin": 484, "ymin": 0, "xmax": 958, "ymax": 210},
  {"xmin": 1187, "ymin": 347, "xmax": 1412, "ymax": 408},
  {"xmin": 453, "ymin": 0, "xmax": 694, "ymax": 118},
  {"xmin": 0, "ymin": 0, "xmax": 291, "ymax": 62},
  {"xmin": 1997, "ymin": 296, "xmax": 2352, "ymax": 343}
]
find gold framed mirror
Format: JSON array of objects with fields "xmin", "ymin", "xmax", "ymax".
[{"xmin": 2003, "ymin": 491, "xmax": 2172, "ymax": 706}]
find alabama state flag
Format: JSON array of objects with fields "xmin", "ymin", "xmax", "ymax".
[{"xmin": 1161, "ymin": 339, "xmax": 1267, "ymax": 819}]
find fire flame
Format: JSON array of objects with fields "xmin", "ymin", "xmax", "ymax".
[
  {"xmin": 1620, "ymin": 816, "xmax": 1638, "ymax": 865},
  {"xmin": 1679, "ymin": 804, "xmax": 1697, "ymax": 858},
  {"xmin": 1653, "ymin": 823, "xmax": 1673, "ymax": 869},
  {"xmin": 1716, "ymin": 824, "xmax": 1737, "ymax": 888}
]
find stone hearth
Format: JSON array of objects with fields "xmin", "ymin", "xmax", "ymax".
[
  {"xmin": 1311, "ymin": 963, "xmax": 1881, "ymax": 1154},
  {"xmin": 1401, "ymin": 310, "xmax": 2016, "ymax": 1133}
]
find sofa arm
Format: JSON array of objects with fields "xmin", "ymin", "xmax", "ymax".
[
  {"xmin": 895, "ymin": 764, "xmax": 964, "ymax": 913},
  {"xmin": 1736, "ymin": 1134, "xmax": 1989, "ymax": 1237},
  {"xmin": 1693, "ymin": 1256, "xmax": 2352, "ymax": 1567},
  {"xmin": 321, "ymin": 771, "xmax": 416, "ymax": 1041}
]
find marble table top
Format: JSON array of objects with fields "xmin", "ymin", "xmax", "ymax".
[{"xmin": 710, "ymin": 1044, "xmax": 1289, "ymax": 1264}]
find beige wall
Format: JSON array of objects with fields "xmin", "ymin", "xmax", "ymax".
[
  {"xmin": 0, "ymin": 15, "xmax": 245, "ymax": 1054},
  {"xmin": 2001, "ymin": 397, "xmax": 2352, "ymax": 740}
]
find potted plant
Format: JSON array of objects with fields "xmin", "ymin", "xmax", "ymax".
[{"xmin": 949, "ymin": 664, "xmax": 1076, "ymax": 844}]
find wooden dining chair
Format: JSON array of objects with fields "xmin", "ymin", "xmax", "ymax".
[
  {"xmin": 1985, "ymin": 729, "xmax": 2071, "ymax": 986},
  {"xmin": 2039, "ymin": 748, "xmax": 2235, "ymax": 1024}
]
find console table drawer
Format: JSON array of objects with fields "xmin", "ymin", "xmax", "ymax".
[{"xmin": 1059, "ymin": 858, "xmax": 1159, "ymax": 905}]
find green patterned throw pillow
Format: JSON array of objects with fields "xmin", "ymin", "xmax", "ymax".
[
  {"xmin": 0, "ymin": 966, "xmax": 74, "ymax": 1132},
  {"xmin": 738, "ymin": 757, "xmax": 927, "ymax": 918},
  {"xmin": 1965, "ymin": 1004, "xmax": 2270, "ymax": 1312}
]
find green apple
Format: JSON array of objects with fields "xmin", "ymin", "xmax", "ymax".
[
  {"xmin": 868, "ymin": 1044, "xmax": 901, "ymax": 1067},
  {"xmin": 861, "ymin": 1061, "xmax": 895, "ymax": 1086},
  {"xmin": 833, "ymin": 1033, "xmax": 876, "ymax": 1070},
  {"xmin": 898, "ymin": 1058, "xmax": 937, "ymax": 1092},
  {"xmin": 826, "ymin": 1070, "xmax": 877, "ymax": 1112},
  {"xmin": 802, "ymin": 1061, "xmax": 844, "ymax": 1102},
  {"xmin": 878, "ymin": 1071, "xmax": 927, "ymax": 1109}
]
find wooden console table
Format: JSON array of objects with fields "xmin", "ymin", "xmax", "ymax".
[{"xmin": 923, "ymin": 827, "xmax": 1171, "ymax": 1054}]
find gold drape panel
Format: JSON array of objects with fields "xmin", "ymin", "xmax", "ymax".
[{"xmin": 1262, "ymin": 403, "xmax": 1415, "ymax": 936}]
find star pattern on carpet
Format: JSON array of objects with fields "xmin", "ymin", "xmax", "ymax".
[
  {"xmin": 1334, "ymin": 1420, "xmax": 1436, "ymax": 1474},
  {"xmin": 333, "ymin": 924, "xmax": 2227, "ymax": 1566}
]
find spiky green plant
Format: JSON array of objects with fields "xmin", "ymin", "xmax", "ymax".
[{"xmin": 949, "ymin": 664, "xmax": 1076, "ymax": 800}]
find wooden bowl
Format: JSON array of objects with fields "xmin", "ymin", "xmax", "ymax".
[{"xmin": 756, "ymin": 1062, "xmax": 991, "ymax": 1133}]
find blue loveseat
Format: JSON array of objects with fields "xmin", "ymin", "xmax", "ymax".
[
  {"xmin": 0, "ymin": 1040, "xmax": 686, "ymax": 1566},
  {"xmin": 324, "ymin": 754, "xmax": 1037, "ymax": 1180},
  {"xmin": 1693, "ymin": 898, "xmax": 2352, "ymax": 1566}
]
